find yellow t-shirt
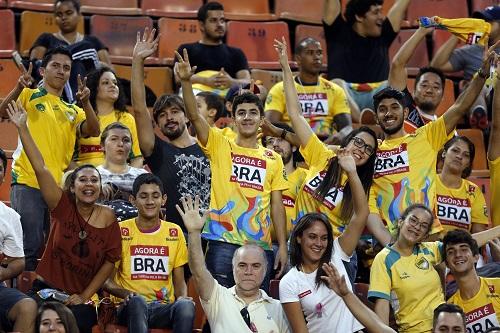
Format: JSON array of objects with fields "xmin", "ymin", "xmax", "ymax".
[
  {"xmin": 12, "ymin": 88, "xmax": 85, "ymax": 188},
  {"xmin": 74, "ymin": 111, "xmax": 142, "ymax": 166},
  {"xmin": 270, "ymin": 167, "xmax": 308, "ymax": 241},
  {"xmin": 436, "ymin": 176, "xmax": 489, "ymax": 234},
  {"xmin": 491, "ymin": 158, "xmax": 500, "ymax": 227},
  {"xmin": 295, "ymin": 134, "xmax": 348, "ymax": 236},
  {"xmin": 216, "ymin": 126, "xmax": 237, "ymax": 141},
  {"xmin": 264, "ymin": 77, "xmax": 350, "ymax": 138},
  {"xmin": 201, "ymin": 127, "xmax": 288, "ymax": 250},
  {"xmin": 368, "ymin": 242, "xmax": 445, "ymax": 333},
  {"xmin": 368, "ymin": 117, "xmax": 452, "ymax": 236},
  {"xmin": 449, "ymin": 277, "xmax": 500, "ymax": 332},
  {"xmin": 113, "ymin": 218, "xmax": 187, "ymax": 304}
]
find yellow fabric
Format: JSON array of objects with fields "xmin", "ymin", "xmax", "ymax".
[
  {"xmin": 348, "ymin": 80, "xmax": 386, "ymax": 92},
  {"xmin": 270, "ymin": 167, "xmax": 308, "ymax": 241},
  {"xmin": 368, "ymin": 117, "xmax": 452, "ymax": 236},
  {"xmin": 264, "ymin": 77, "xmax": 350, "ymax": 138},
  {"xmin": 74, "ymin": 111, "xmax": 142, "ymax": 166},
  {"xmin": 296, "ymin": 134, "xmax": 349, "ymax": 236},
  {"xmin": 216, "ymin": 126, "xmax": 238, "ymax": 141},
  {"xmin": 113, "ymin": 218, "xmax": 187, "ymax": 304},
  {"xmin": 449, "ymin": 278, "xmax": 500, "ymax": 331},
  {"xmin": 491, "ymin": 158, "xmax": 500, "ymax": 227},
  {"xmin": 433, "ymin": 17, "xmax": 491, "ymax": 46},
  {"xmin": 12, "ymin": 88, "xmax": 85, "ymax": 188},
  {"xmin": 436, "ymin": 176, "xmax": 489, "ymax": 234},
  {"xmin": 201, "ymin": 127, "xmax": 288, "ymax": 250},
  {"xmin": 368, "ymin": 242, "xmax": 445, "ymax": 333},
  {"xmin": 192, "ymin": 70, "xmax": 229, "ymax": 97}
]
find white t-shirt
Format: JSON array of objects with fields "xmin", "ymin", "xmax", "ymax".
[
  {"xmin": 0, "ymin": 202, "xmax": 24, "ymax": 259},
  {"xmin": 201, "ymin": 280, "xmax": 290, "ymax": 333},
  {"xmin": 96, "ymin": 165, "xmax": 148, "ymax": 193},
  {"xmin": 279, "ymin": 238, "xmax": 364, "ymax": 332}
]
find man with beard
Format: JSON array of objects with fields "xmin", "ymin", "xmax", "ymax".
[
  {"xmin": 131, "ymin": 29, "xmax": 211, "ymax": 232},
  {"xmin": 174, "ymin": 1, "xmax": 250, "ymax": 93},
  {"xmin": 365, "ymin": 40, "xmax": 496, "ymax": 244},
  {"xmin": 265, "ymin": 38, "xmax": 353, "ymax": 144}
]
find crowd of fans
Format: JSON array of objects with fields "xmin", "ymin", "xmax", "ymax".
[{"xmin": 1, "ymin": 0, "xmax": 500, "ymax": 332}]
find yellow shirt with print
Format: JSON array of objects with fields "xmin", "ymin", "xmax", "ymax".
[
  {"xmin": 201, "ymin": 127, "xmax": 288, "ymax": 250},
  {"xmin": 12, "ymin": 88, "xmax": 85, "ymax": 188},
  {"xmin": 368, "ymin": 117, "xmax": 452, "ymax": 236},
  {"xmin": 449, "ymin": 277, "xmax": 500, "ymax": 332},
  {"xmin": 295, "ymin": 134, "xmax": 348, "ymax": 236},
  {"xmin": 113, "ymin": 218, "xmax": 187, "ymax": 304},
  {"xmin": 368, "ymin": 241, "xmax": 445, "ymax": 333},
  {"xmin": 436, "ymin": 176, "xmax": 489, "ymax": 234},
  {"xmin": 264, "ymin": 77, "xmax": 350, "ymax": 138},
  {"xmin": 491, "ymin": 158, "xmax": 500, "ymax": 227},
  {"xmin": 74, "ymin": 111, "xmax": 142, "ymax": 166}
]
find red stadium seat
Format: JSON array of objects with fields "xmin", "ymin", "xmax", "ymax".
[
  {"xmin": 0, "ymin": 0, "xmax": 6, "ymax": 7},
  {"xmin": 157, "ymin": 18, "xmax": 201, "ymax": 65},
  {"xmin": 0, "ymin": 10, "xmax": 15, "ymax": 58},
  {"xmin": 0, "ymin": 157, "xmax": 12, "ymax": 204},
  {"xmin": 8, "ymin": 0, "xmax": 53, "ymax": 12},
  {"xmin": 80, "ymin": 0, "xmax": 141, "ymax": 16},
  {"xmin": 90, "ymin": 15, "xmax": 154, "ymax": 64},
  {"xmin": 457, "ymin": 129, "xmax": 488, "ymax": 171},
  {"xmin": 469, "ymin": 176, "xmax": 492, "ymax": 217},
  {"xmin": 274, "ymin": 0, "xmax": 322, "ymax": 24},
  {"xmin": 113, "ymin": 64, "xmax": 174, "ymax": 100},
  {"xmin": 212, "ymin": 0, "xmax": 276, "ymax": 21},
  {"xmin": 406, "ymin": 77, "xmax": 456, "ymax": 117},
  {"xmin": 406, "ymin": 0, "xmax": 469, "ymax": 27},
  {"xmin": 0, "ymin": 60, "xmax": 21, "ymax": 100},
  {"xmin": 226, "ymin": 21, "xmax": 292, "ymax": 69},
  {"xmin": 0, "ymin": 119, "xmax": 18, "ymax": 157},
  {"xmin": 389, "ymin": 29, "xmax": 430, "ymax": 75},
  {"xmin": 471, "ymin": 0, "xmax": 500, "ymax": 13},
  {"xmin": 295, "ymin": 24, "xmax": 327, "ymax": 65},
  {"xmin": 269, "ymin": 279, "xmax": 280, "ymax": 299},
  {"xmin": 141, "ymin": 0, "xmax": 202, "ymax": 18},
  {"xmin": 251, "ymin": 69, "xmax": 284, "ymax": 91}
]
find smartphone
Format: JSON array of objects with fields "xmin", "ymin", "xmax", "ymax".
[{"xmin": 12, "ymin": 51, "xmax": 26, "ymax": 72}]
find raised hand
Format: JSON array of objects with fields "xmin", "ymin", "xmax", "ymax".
[
  {"xmin": 17, "ymin": 62, "xmax": 33, "ymax": 89},
  {"xmin": 176, "ymin": 195, "xmax": 208, "ymax": 233},
  {"xmin": 480, "ymin": 37, "xmax": 500, "ymax": 75},
  {"xmin": 273, "ymin": 37, "xmax": 289, "ymax": 69},
  {"xmin": 337, "ymin": 148, "xmax": 357, "ymax": 174},
  {"xmin": 6, "ymin": 101, "xmax": 27, "ymax": 128},
  {"xmin": 320, "ymin": 263, "xmax": 350, "ymax": 297},
  {"xmin": 75, "ymin": 74, "xmax": 90, "ymax": 104},
  {"xmin": 133, "ymin": 27, "xmax": 159, "ymax": 60},
  {"xmin": 174, "ymin": 48, "xmax": 197, "ymax": 82}
]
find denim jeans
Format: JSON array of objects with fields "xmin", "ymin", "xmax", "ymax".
[
  {"xmin": 10, "ymin": 184, "xmax": 49, "ymax": 271},
  {"xmin": 204, "ymin": 240, "xmax": 274, "ymax": 293},
  {"xmin": 117, "ymin": 295, "xmax": 195, "ymax": 333}
]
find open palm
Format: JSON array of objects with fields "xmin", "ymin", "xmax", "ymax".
[{"xmin": 133, "ymin": 27, "xmax": 159, "ymax": 60}]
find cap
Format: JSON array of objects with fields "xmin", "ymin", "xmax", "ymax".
[
  {"xmin": 225, "ymin": 83, "xmax": 261, "ymax": 102},
  {"xmin": 473, "ymin": 6, "xmax": 500, "ymax": 22}
]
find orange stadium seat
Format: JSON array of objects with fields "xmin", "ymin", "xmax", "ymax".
[
  {"xmin": 226, "ymin": 21, "xmax": 292, "ymax": 70},
  {"xmin": 389, "ymin": 29, "xmax": 430, "ymax": 76},
  {"xmin": 0, "ymin": 158, "xmax": 12, "ymax": 204},
  {"xmin": 472, "ymin": 0, "xmax": 500, "ymax": 12},
  {"xmin": 0, "ymin": 10, "xmax": 15, "ymax": 58},
  {"xmin": 19, "ymin": 10, "xmax": 84, "ymax": 56},
  {"xmin": 158, "ymin": 18, "xmax": 201, "ymax": 65},
  {"xmin": 8, "ymin": 0, "xmax": 53, "ymax": 12},
  {"xmin": 406, "ymin": 77, "xmax": 456, "ymax": 117},
  {"xmin": 251, "ymin": 69, "xmax": 284, "ymax": 91},
  {"xmin": 457, "ymin": 129, "xmax": 488, "ymax": 171},
  {"xmin": 469, "ymin": 176, "xmax": 492, "ymax": 216},
  {"xmin": 274, "ymin": 0, "xmax": 322, "ymax": 24},
  {"xmin": 0, "ymin": 0, "xmax": 6, "ymax": 7},
  {"xmin": 113, "ymin": 64, "xmax": 174, "ymax": 100},
  {"xmin": 212, "ymin": 0, "xmax": 276, "ymax": 21},
  {"xmin": 80, "ymin": 0, "xmax": 141, "ymax": 16},
  {"xmin": 90, "ymin": 15, "xmax": 154, "ymax": 64},
  {"xmin": 141, "ymin": 0, "xmax": 202, "ymax": 18},
  {"xmin": 406, "ymin": 0, "xmax": 469, "ymax": 27},
  {"xmin": 0, "ymin": 119, "xmax": 18, "ymax": 156},
  {"xmin": 0, "ymin": 59, "xmax": 21, "ymax": 99},
  {"xmin": 295, "ymin": 24, "xmax": 327, "ymax": 65}
]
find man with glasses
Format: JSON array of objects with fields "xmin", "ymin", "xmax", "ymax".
[{"xmin": 178, "ymin": 195, "xmax": 290, "ymax": 333}]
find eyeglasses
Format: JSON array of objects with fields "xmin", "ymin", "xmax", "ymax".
[
  {"xmin": 240, "ymin": 307, "xmax": 257, "ymax": 332},
  {"xmin": 407, "ymin": 216, "xmax": 430, "ymax": 231},
  {"xmin": 350, "ymin": 137, "xmax": 375, "ymax": 156}
]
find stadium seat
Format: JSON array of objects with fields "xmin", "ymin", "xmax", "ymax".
[
  {"xmin": 212, "ymin": 0, "xmax": 276, "ymax": 21},
  {"xmin": 0, "ymin": 119, "xmax": 18, "ymax": 156},
  {"xmin": 113, "ymin": 64, "xmax": 174, "ymax": 101},
  {"xmin": 469, "ymin": 176, "xmax": 492, "ymax": 216},
  {"xmin": 457, "ymin": 129, "xmax": 488, "ymax": 171},
  {"xmin": 269, "ymin": 279, "xmax": 280, "ymax": 299},
  {"xmin": 188, "ymin": 278, "xmax": 206, "ymax": 330},
  {"xmin": 19, "ymin": 10, "xmax": 85, "ymax": 56},
  {"xmin": 389, "ymin": 29, "xmax": 430, "ymax": 75},
  {"xmin": 226, "ymin": 21, "xmax": 292, "ymax": 69},
  {"xmin": 274, "ymin": 0, "xmax": 322, "ymax": 24},
  {"xmin": 251, "ymin": 69, "xmax": 284, "ymax": 91},
  {"xmin": 16, "ymin": 271, "xmax": 37, "ymax": 293},
  {"xmin": 0, "ymin": 59, "xmax": 20, "ymax": 99},
  {"xmin": 157, "ymin": 18, "xmax": 201, "ymax": 65},
  {"xmin": 0, "ymin": 0, "xmax": 6, "ymax": 8},
  {"xmin": 406, "ymin": 0, "xmax": 469, "ymax": 27},
  {"xmin": 471, "ymin": 0, "xmax": 500, "ymax": 13},
  {"xmin": 354, "ymin": 283, "xmax": 374, "ymax": 309},
  {"xmin": 0, "ymin": 10, "xmax": 15, "ymax": 58},
  {"xmin": 0, "ymin": 157, "xmax": 12, "ymax": 204},
  {"xmin": 141, "ymin": 0, "xmax": 202, "ymax": 18},
  {"xmin": 80, "ymin": 0, "xmax": 141, "ymax": 16},
  {"xmin": 90, "ymin": 15, "xmax": 154, "ymax": 64},
  {"xmin": 8, "ymin": 0, "xmax": 53, "ymax": 12},
  {"xmin": 295, "ymin": 24, "xmax": 327, "ymax": 66}
]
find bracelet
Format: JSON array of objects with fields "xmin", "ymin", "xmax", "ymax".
[
  {"xmin": 280, "ymin": 128, "xmax": 287, "ymax": 139},
  {"xmin": 477, "ymin": 67, "xmax": 488, "ymax": 79}
]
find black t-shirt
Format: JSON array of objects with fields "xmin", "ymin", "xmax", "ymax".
[
  {"xmin": 323, "ymin": 16, "xmax": 397, "ymax": 83},
  {"xmin": 145, "ymin": 136, "xmax": 211, "ymax": 231},
  {"xmin": 402, "ymin": 87, "xmax": 427, "ymax": 129},
  {"xmin": 176, "ymin": 42, "xmax": 249, "ymax": 78}
]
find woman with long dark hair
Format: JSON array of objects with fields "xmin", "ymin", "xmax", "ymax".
[{"xmin": 37, "ymin": 302, "xmax": 79, "ymax": 333}]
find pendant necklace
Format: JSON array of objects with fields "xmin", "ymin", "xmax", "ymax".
[{"xmin": 78, "ymin": 206, "xmax": 95, "ymax": 240}]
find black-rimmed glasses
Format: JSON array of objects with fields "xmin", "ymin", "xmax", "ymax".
[{"xmin": 351, "ymin": 136, "xmax": 375, "ymax": 156}]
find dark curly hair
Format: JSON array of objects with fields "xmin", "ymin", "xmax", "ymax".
[{"xmin": 86, "ymin": 66, "xmax": 127, "ymax": 116}]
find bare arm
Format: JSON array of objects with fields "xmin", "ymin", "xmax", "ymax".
[
  {"xmin": 374, "ymin": 298, "xmax": 391, "ymax": 326},
  {"xmin": 386, "ymin": 0, "xmax": 411, "ymax": 33},
  {"xmin": 260, "ymin": 118, "xmax": 302, "ymax": 149},
  {"xmin": 282, "ymin": 302, "xmax": 308, "ymax": 333},
  {"xmin": 430, "ymin": 36, "xmax": 459, "ymax": 72},
  {"xmin": 77, "ymin": 75, "xmax": 100, "ymax": 137},
  {"xmin": 265, "ymin": 110, "xmax": 283, "ymax": 123},
  {"xmin": 131, "ymin": 28, "xmax": 159, "ymax": 157},
  {"xmin": 97, "ymin": 49, "xmax": 112, "ymax": 67},
  {"xmin": 176, "ymin": 49, "xmax": 211, "ymax": 146},
  {"xmin": 103, "ymin": 272, "xmax": 134, "ymax": 300},
  {"xmin": 472, "ymin": 225, "xmax": 500, "ymax": 248},
  {"xmin": 0, "ymin": 257, "xmax": 24, "ymax": 281},
  {"xmin": 29, "ymin": 46, "xmax": 47, "ymax": 60},
  {"xmin": 76, "ymin": 260, "xmax": 115, "ymax": 303},
  {"xmin": 271, "ymin": 190, "xmax": 288, "ymax": 278},
  {"xmin": 172, "ymin": 266, "xmax": 188, "ymax": 299},
  {"xmin": 0, "ymin": 63, "xmax": 33, "ymax": 118},
  {"xmin": 323, "ymin": 0, "xmax": 340, "ymax": 26},
  {"xmin": 367, "ymin": 214, "xmax": 392, "ymax": 246},
  {"xmin": 471, "ymin": 223, "xmax": 488, "ymax": 234},
  {"xmin": 176, "ymin": 196, "xmax": 215, "ymax": 302},
  {"xmin": 489, "ymin": 63, "xmax": 500, "ymax": 160}
]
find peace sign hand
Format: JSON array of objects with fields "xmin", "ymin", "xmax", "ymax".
[
  {"xmin": 76, "ymin": 74, "xmax": 90, "ymax": 104},
  {"xmin": 17, "ymin": 62, "xmax": 34, "ymax": 89},
  {"xmin": 174, "ymin": 48, "xmax": 197, "ymax": 82}
]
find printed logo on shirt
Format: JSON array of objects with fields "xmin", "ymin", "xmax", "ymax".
[
  {"xmin": 488, "ymin": 284, "xmax": 495, "ymax": 294},
  {"xmin": 437, "ymin": 195, "xmax": 472, "ymax": 229},
  {"xmin": 297, "ymin": 93, "xmax": 329, "ymax": 117},
  {"xmin": 130, "ymin": 245, "xmax": 169, "ymax": 280},
  {"xmin": 464, "ymin": 303, "xmax": 500, "ymax": 333},
  {"xmin": 303, "ymin": 171, "xmax": 344, "ymax": 210},
  {"xmin": 282, "ymin": 195, "xmax": 295, "ymax": 208},
  {"xmin": 298, "ymin": 290, "xmax": 312, "ymax": 299},
  {"xmin": 415, "ymin": 257, "xmax": 430, "ymax": 270},
  {"xmin": 231, "ymin": 154, "xmax": 267, "ymax": 191},
  {"xmin": 375, "ymin": 143, "xmax": 410, "ymax": 178},
  {"xmin": 120, "ymin": 227, "xmax": 130, "ymax": 236},
  {"xmin": 80, "ymin": 145, "xmax": 103, "ymax": 154},
  {"xmin": 169, "ymin": 228, "xmax": 178, "ymax": 237}
]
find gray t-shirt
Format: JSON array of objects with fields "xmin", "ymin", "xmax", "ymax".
[{"xmin": 449, "ymin": 44, "xmax": 483, "ymax": 81}]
